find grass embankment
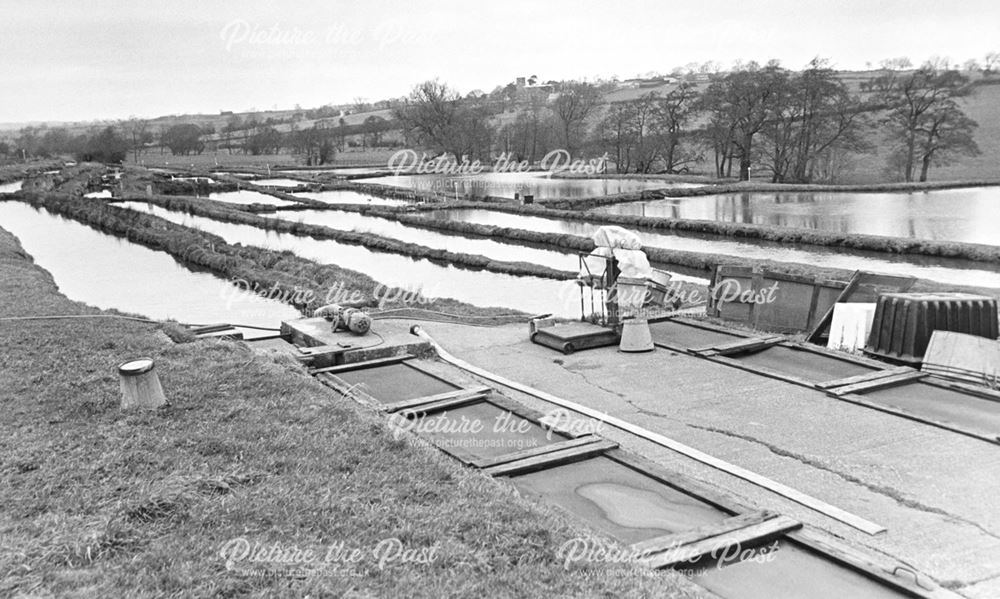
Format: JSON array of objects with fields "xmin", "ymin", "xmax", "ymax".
[
  {"xmin": 404, "ymin": 199, "xmax": 1000, "ymax": 264},
  {"xmin": 0, "ymin": 160, "xmax": 67, "ymax": 185},
  {"xmin": 0, "ymin": 227, "xmax": 700, "ymax": 597},
  {"xmin": 4, "ymin": 192, "xmax": 525, "ymax": 321},
  {"xmin": 112, "ymin": 194, "xmax": 576, "ymax": 281},
  {"xmin": 15, "ymin": 162, "xmax": 108, "ymax": 196}
]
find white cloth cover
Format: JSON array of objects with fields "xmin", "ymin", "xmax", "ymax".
[
  {"xmin": 592, "ymin": 226, "xmax": 642, "ymax": 250},
  {"xmin": 612, "ymin": 248, "xmax": 652, "ymax": 279}
]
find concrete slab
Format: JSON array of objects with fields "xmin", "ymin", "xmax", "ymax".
[
  {"xmin": 405, "ymin": 319, "xmax": 1000, "ymax": 597},
  {"xmin": 281, "ymin": 316, "xmax": 432, "ymax": 366}
]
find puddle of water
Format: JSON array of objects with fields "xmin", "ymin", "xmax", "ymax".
[
  {"xmin": 291, "ymin": 190, "xmax": 409, "ymax": 206},
  {"xmin": 208, "ymin": 190, "xmax": 296, "ymax": 206},
  {"xmin": 116, "ymin": 201, "xmax": 581, "ymax": 317},
  {"xmin": 0, "ymin": 202, "xmax": 301, "ymax": 338},
  {"xmin": 251, "ymin": 178, "xmax": 308, "ymax": 188},
  {"xmin": 578, "ymin": 482, "xmax": 727, "ymax": 532},
  {"xmin": 0, "ymin": 180, "xmax": 24, "ymax": 194},
  {"xmin": 84, "ymin": 189, "xmax": 112, "ymax": 198},
  {"xmin": 431, "ymin": 209, "xmax": 1000, "ymax": 289},
  {"xmin": 591, "ymin": 187, "xmax": 1000, "ymax": 246},
  {"xmin": 512, "ymin": 456, "xmax": 727, "ymax": 545},
  {"xmin": 358, "ymin": 172, "xmax": 702, "ymax": 200}
]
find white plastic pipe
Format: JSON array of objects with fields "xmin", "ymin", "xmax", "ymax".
[{"xmin": 411, "ymin": 325, "xmax": 886, "ymax": 536}]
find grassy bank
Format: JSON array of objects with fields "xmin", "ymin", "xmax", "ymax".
[
  {"xmin": 0, "ymin": 227, "xmax": 701, "ymax": 597},
  {"xmin": 4, "ymin": 192, "xmax": 528, "ymax": 321},
  {"xmin": 111, "ymin": 194, "xmax": 577, "ymax": 281}
]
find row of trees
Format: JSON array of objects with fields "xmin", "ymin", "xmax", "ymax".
[
  {"xmin": 4, "ymin": 125, "xmax": 130, "ymax": 163},
  {"xmin": 397, "ymin": 60, "xmax": 982, "ymax": 183},
  {"xmin": 3, "ymin": 113, "xmax": 403, "ymax": 166}
]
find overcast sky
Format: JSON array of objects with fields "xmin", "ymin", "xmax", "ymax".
[{"xmin": 3, "ymin": 0, "xmax": 998, "ymax": 123}]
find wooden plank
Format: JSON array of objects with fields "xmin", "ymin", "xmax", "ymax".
[
  {"xmin": 309, "ymin": 354, "xmax": 412, "ymax": 374},
  {"xmin": 760, "ymin": 269, "xmax": 817, "ymax": 285},
  {"xmin": 816, "ymin": 365, "xmax": 916, "ymax": 390},
  {"xmin": 396, "ymin": 389, "xmax": 492, "ymax": 416},
  {"xmin": 483, "ymin": 439, "xmax": 618, "ymax": 477},
  {"xmin": 830, "ymin": 371, "xmax": 927, "ymax": 396},
  {"xmin": 641, "ymin": 515, "xmax": 801, "ymax": 569},
  {"xmin": 694, "ymin": 335, "xmax": 784, "ymax": 356},
  {"xmin": 385, "ymin": 386, "xmax": 491, "ymax": 413},
  {"xmin": 189, "ymin": 323, "xmax": 234, "ymax": 334},
  {"xmin": 630, "ymin": 511, "xmax": 775, "ymax": 556},
  {"xmin": 314, "ymin": 372, "xmax": 380, "ymax": 407},
  {"xmin": 470, "ymin": 436, "xmax": 602, "ymax": 469},
  {"xmin": 297, "ymin": 344, "xmax": 346, "ymax": 356}
]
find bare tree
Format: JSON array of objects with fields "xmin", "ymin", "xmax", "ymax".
[
  {"xmin": 394, "ymin": 80, "xmax": 494, "ymax": 160},
  {"xmin": 871, "ymin": 67, "xmax": 977, "ymax": 181},
  {"xmin": 552, "ymin": 82, "xmax": 602, "ymax": 155},
  {"xmin": 761, "ymin": 60, "xmax": 871, "ymax": 183},
  {"xmin": 913, "ymin": 100, "xmax": 979, "ymax": 181},
  {"xmin": 983, "ymin": 51, "xmax": 1000, "ymax": 75},
  {"xmin": 700, "ymin": 63, "xmax": 788, "ymax": 180},
  {"xmin": 123, "ymin": 117, "xmax": 150, "ymax": 163}
]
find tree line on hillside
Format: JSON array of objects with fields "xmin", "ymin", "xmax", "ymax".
[
  {"xmin": 3, "ymin": 55, "xmax": 992, "ymax": 182},
  {"xmin": 395, "ymin": 59, "xmax": 987, "ymax": 183},
  {"xmin": 1, "ymin": 113, "xmax": 403, "ymax": 167}
]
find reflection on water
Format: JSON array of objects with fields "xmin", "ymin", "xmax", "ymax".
[
  {"xmin": 0, "ymin": 180, "xmax": 24, "ymax": 194},
  {"xmin": 431, "ymin": 208, "xmax": 1000, "ymax": 289},
  {"xmin": 591, "ymin": 187, "xmax": 1000, "ymax": 245},
  {"xmin": 291, "ymin": 190, "xmax": 408, "ymax": 206},
  {"xmin": 357, "ymin": 172, "xmax": 701, "ymax": 200},
  {"xmin": 0, "ymin": 202, "xmax": 301, "ymax": 338},
  {"xmin": 117, "ymin": 202, "xmax": 580, "ymax": 317},
  {"xmin": 278, "ymin": 168, "xmax": 387, "ymax": 176},
  {"xmin": 209, "ymin": 190, "xmax": 295, "ymax": 206}
]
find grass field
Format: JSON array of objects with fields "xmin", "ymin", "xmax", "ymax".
[{"xmin": 0, "ymin": 226, "xmax": 704, "ymax": 597}]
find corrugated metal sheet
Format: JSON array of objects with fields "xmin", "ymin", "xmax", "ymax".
[{"xmin": 864, "ymin": 293, "xmax": 999, "ymax": 364}]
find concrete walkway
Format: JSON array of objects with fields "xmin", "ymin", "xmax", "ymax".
[{"xmin": 413, "ymin": 320, "xmax": 1000, "ymax": 599}]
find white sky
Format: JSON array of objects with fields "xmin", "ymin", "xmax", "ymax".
[{"xmin": 2, "ymin": 0, "xmax": 998, "ymax": 123}]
